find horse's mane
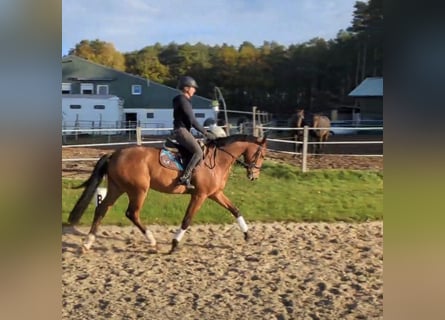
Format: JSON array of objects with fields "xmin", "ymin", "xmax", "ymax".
[{"xmin": 213, "ymin": 134, "xmax": 260, "ymax": 147}]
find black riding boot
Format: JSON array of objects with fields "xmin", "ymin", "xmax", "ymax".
[
  {"xmin": 178, "ymin": 168, "xmax": 195, "ymax": 189},
  {"xmin": 178, "ymin": 153, "xmax": 201, "ymax": 190}
]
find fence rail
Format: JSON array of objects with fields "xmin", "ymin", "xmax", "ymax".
[{"xmin": 62, "ymin": 107, "xmax": 383, "ymax": 172}]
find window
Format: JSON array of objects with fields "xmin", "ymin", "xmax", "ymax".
[
  {"xmin": 132, "ymin": 84, "xmax": 142, "ymax": 95},
  {"xmin": 146, "ymin": 113, "xmax": 154, "ymax": 119},
  {"xmin": 194, "ymin": 113, "xmax": 205, "ymax": 118},
  {"xmin": 81, "ymin": 83, "xmax": 94, "ymax": 94},
  {"xmin": 62, "ymin": 83, "xmax": 71, "ymax": 94},
  {"xmin": 96, "ymin": 85, "xmax": 109, "ymax": 95},
  {"xmin": 69, "ymin": 105, "xmax": 81, "ymax": 109},
  {"xmin": 94, "ymin": 105, "xmax": 105, "ymax": 109}
]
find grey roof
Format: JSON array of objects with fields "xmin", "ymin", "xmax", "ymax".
[
  {"xmin": 348, "ymin": 77, "xmax": 383, "ymax": 97},
  {"xmin": 63, "ymin": 94, "xmax": 119, "ymax": 100},
  {"xmin": 62, "ymin": 55, "xmax": 213, "ymax": 108}
]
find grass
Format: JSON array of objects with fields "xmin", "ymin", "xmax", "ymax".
[{"xmin": 62, "ymin": 161, "xmax": 383, "ymax": 226}]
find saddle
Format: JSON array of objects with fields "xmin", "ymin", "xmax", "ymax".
[{"xmin": 159, "ymin": 137, "xmax": 207, "ymax": 171}]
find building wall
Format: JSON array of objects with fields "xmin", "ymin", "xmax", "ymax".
[
  {"xmin": 62, "ymin": 95, "xmax": 123, "ymax": 134},
  {"xmin": 124, "ymin": 108, "xmax": 216, "ymax": 136},
  {"xmin": 357, "ymin": 97, "xmax": 383, "ymax": 120}
]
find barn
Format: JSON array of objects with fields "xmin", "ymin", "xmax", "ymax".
[
  {"xmin": 348, "ymin": 77, "xmax": 383, "ymax": 120},
  {"xmin": 62, "ymin": 94, "xmax": 124, "ymax": 134},
  {"xmin": 62, "ymin": 55, "xmax": 216, "ymax": 135}
]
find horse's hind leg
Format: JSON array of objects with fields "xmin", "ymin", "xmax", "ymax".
[
  {"xmin": 315, "ymin": 137, "xmax": 322, "ymax": 154},
  {"xmin": 319, "ymin": 134, "xmax": 327, "ymax": 154},
  {"xmin": 293, "ymin": 134, "xmax": 299, "ymax": 157},
  {"xmin": 210, "ymin": 191, "xmax": 249, "ymax": 241},
  {"xmin": 125, "ymin": 189, "xmax": 157, "ymax": 252},
  {"xmin": 83, "ymin": 181, "xmax": 122, "ymax": 251}
]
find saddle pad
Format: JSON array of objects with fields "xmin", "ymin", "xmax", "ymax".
[{"xmin": 160, "ymin": 149, "xmax": 184, "ymax": 171}]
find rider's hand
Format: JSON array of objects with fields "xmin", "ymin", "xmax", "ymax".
[{"xmin": 205, "ymin": 131, "xmax": 217, "ymax": 140}]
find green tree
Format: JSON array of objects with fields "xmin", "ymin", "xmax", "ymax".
[
  {"xmin": 65, "ymin": 1, "xmax": 382, "ymax": 117},
  {"xmin": 69, "ymin": 39, "xmax": 125, "ymax": 71},
  {"xmin": 348, "ymin": 0, "xmax": 383, "ymax": 83},
  {"xmin": 124, "ymin": 46, "xmax": 169, "ymax": 83}
]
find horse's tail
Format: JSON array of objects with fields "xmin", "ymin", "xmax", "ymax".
[{"xmin": 68, "ymin": 154, "xmax": 111, "ymax": 225}]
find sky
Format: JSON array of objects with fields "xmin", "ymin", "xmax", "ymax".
[{"xmin": 62, "ymin": 0, "xmax": 358, "ymax": 55}]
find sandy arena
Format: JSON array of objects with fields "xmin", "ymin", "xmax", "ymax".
[{"xmin": 62, "ymin": 222, "xmax": 382, "ymax": 319}]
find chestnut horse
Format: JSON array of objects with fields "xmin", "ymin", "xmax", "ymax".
[{"xmin": 67, "ymin": 134, "xmax": 267, "ymax": 254}]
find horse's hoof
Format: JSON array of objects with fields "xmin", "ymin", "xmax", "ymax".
[
  {"xmin": 80, "ymin": 245, "xmax": 89, "ymax": 254},
  {"xmin": 148, "ymin": 244, "xmax": 159, "ymax": 254},
  {"xmin": 244, "ymin": 232, "xmax": 249, "ymax": 242},
  {"xmin": 169, "ymin": 239, "xmax": 179, "ymax": 254}
]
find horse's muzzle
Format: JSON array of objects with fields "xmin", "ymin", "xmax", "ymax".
[{"xmin": 248, "ymin": 173, "xmax": 258, "ymax": 181}]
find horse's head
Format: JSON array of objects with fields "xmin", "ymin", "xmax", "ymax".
[
  {"xmin": 243, "ymin": 136, "xmax": 267, "ymax": 181},
  {"xmin": 296, "ymin": 109, "xmax": 305, "ymax": 128},
  {"xmin": 297, "ymin": 109, "xmax": 305, "ymax": 118}
]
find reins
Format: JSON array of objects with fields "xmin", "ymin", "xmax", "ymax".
[{"xmin": 206, "ymin": 143, "xmax": 264, "ymax": 171}]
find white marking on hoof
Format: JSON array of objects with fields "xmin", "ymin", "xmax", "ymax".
[
  {"xmin": 174, "ymin": 228, "xmax": 186, "ymax": 242},
  {"xmin": 145, "ymin": 229, "xmax": 157, "ymax": 247},
  {"xmin": 237, "ymin": 216, "xmax": 248, "ymax": 233},
  {"xmin": 83, "ymin": 234, "xmax": 95, "ymax": 251}
]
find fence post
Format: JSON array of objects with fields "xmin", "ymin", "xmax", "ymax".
[
  {"xmin": 74, "ymin": 114, "xmax": 79, "ymax": 141},
  {"xmin": 62, "ymin": 121, "xmax": 67, "ymax": 145},
  {"xmin": 136, "ymin": 126, "xmax": 142, "ymax": 145},
  {"xmin": 257, "ymin": 110, "xmax": 263, "ymax": 136},
  {"xmin": 252, "ymin": 106, "xmax": 257, "ymax": 136},
  {"xmin": 301, "ymin": 126, "xmax": 309, "ymax": 173}
]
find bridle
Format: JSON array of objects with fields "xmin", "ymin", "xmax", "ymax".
[{"xmin": 216, "ymin": 144, "xmax": 264, "ymax": 177}]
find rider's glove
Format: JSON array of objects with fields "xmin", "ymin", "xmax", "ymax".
[{"xmin": 205, "ymin": 131, "xmax": 217, "ymax": 140}]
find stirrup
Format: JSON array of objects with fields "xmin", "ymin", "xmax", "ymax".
[{"xmin": 178, "ymin": 177, "xmax": 195, "ymax": 190}]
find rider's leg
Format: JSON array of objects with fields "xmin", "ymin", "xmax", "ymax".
[
  {"xmin": 179, "ymin": 152, "xmax": 202, "ymax": 189},
  {"xmin": 174, "ymin": 128, "xmax": 203, "ymax": 189}
]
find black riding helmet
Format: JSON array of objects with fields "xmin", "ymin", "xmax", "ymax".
[{"xmin": 177, "ymin": 76, "xmax": 199, "ymax": 90}]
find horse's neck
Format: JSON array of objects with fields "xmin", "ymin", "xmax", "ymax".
[
  {"xmin": 212, "ymin": 142, "xmax": 247, "ymax": 167},
  {"xmin": 296, "ymin": 116, "xmax": 304, "ymax": 128}
]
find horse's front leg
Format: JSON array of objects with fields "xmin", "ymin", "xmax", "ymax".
[
  {"xmin": 170, "ymin": 193, "xmax": 207, "ymax": 254},
  {"xmin": 210, "ymin": 191, "xmax": 249, "ymax": 241}
]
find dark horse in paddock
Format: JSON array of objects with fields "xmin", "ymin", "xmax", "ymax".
[
  {"xmin": 292, "ymin": 109, "xmax": 307, "ymax": 154},
  {"xmin": 67, "ymin": 134, "xmax": 267, "ymax": 254},
  {"xmin": 293, "ymin": 109, "xmax": 331, "ymax": 154}
]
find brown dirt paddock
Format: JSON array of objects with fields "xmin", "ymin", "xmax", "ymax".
[{"xmin": 62, "ymin": 145, "xmax": 383, "ymax": 319}]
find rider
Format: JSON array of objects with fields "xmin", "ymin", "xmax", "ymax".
[{"xmin": 173, "ymin": 76, "xmax": 215, "ymax": 189}]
